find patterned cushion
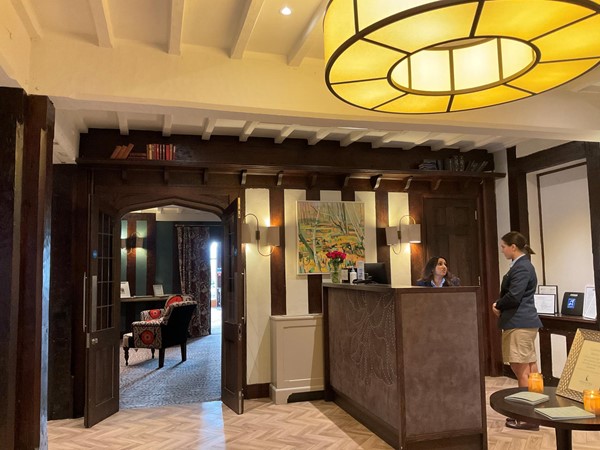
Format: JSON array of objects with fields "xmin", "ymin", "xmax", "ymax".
[
  {"xmin": 140, "ymin": 308, "xmax": 165, "ymax": 321},
  {"xmin": 164, "ymin": 294, "xmax": 184, "ymax": 309},
  {"xmin": 148, "ymin": 309, "xmax": 162, "ymax": 319},
  {"xmin": 131, "ymin": 320, "xmax": 162, "ymax": 349}
]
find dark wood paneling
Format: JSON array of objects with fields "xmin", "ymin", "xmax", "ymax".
[
  {"xmin": 15, "ymin": 94, "xmax": 54, "ymax": 450},
  {"xmin": 480, "ymin": 179, "xmax": 502, "ymax": 375},
  {"xmin": 518, "ymin": 141, "xmax": 586, "ymax": 173},
  {"xmin": 49, "ymin": 166, "xmax": 77, "ymax": 419},
  {"xmin": 269, "ymin": 189, "xmax": 286, "ymax": 316},
  {"xmin": 375, "ymin": 191, "xmax": 391, "ymax": 281},
  {"xmin": 245, "ymin": 383, "xmax": 270, "ymax": 399},
  {"xmin": 79, "ymin": 129, "xmax": 495, "ymax": 174},
  {"xmin": 506, "ymin": 146, "xmax": 529, "ymax": 236},
  {"xmin": 0, "ymin": 87, "xmax": 25, "ymax": 450},
  {"xmin": 585, "ymin": 142, "xmax": 600, "ymax": 325},
  {"xmin": 306, "ymin": 189, "xmax": 322, "ymax": 314}
]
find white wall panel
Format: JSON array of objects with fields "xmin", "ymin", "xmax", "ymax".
[
  {"xmin": 388, "ymin": 192, "xmax": 411, "ymax": 287},
  {"xmin": 244, "ymin": 188, "xmax": 272, "ymax": 384},
  {"xmin": 284, "ymin": 189, "xmax": 309, "ymax": 316}
]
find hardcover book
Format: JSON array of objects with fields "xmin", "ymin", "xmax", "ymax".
[
  {"xmin": 534, "ymin": 406, "xmax": 595, "ymax": 420},
  {"xmin": 505, "ymin": 391, "xmax": 549, "ymax": 405}
]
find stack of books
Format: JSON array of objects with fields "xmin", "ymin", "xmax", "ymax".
[{"xmin": 534, "ymin": 406, "xmax": 596, "ymax": 420}]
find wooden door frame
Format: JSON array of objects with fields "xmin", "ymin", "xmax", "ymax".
[
  {"xmin": 410, "ymin": 186, "xmax": 502, "ymax": 376},
  {"xmin": 81, "ymin": 191, "xmax": 246, "ymax": 420}
]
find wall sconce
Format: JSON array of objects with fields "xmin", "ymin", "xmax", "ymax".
[
  {"xmin": 242, "ymin": 213, "xmax": 280, "ymax": 256},
  {"xmin": 386, "ymin": 215, "xmax": 421, "ymax": 254},
  {"xmin": 121, "ymin": 232, "xmax": 144, "ymax": 254}
]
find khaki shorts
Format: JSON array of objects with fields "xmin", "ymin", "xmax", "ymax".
[{"xmin": 502, "ymin": 328, "xmax": 538, "ymax": 364}]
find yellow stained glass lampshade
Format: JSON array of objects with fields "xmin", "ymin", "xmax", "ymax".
[{"xmin": 324, "ymin": 0, "xmax": 600, "ymax": 114}]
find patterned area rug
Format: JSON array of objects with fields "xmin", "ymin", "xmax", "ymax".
[{"xmin": 119, "ymin": 309, "xmax": 221, "ymax": 409}]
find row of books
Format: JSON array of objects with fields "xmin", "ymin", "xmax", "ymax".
[
  {"xmin": 108, "ymin": 143, "xmax": 177, "ymax": 161},
  {"xmin": 418, "ymin": 156, "xmax": 489, "ymax": 172},
  {"xmin": 145, "ymin": 144, "xmax": 176, "ymax": 161}
]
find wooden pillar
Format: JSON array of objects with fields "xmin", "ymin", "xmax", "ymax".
[
  {"xmin": 0, "ymin": 87, "xmax": 54, "ymax": 449},
  {"xmin": 584, "ymin": 142, "xmax": 600, "ymax": 323},
  {"xmin": 506, "ymin": 146, "xmax": 529, "ymax": 236}
]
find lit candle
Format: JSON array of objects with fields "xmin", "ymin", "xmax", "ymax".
[
  {"xmin": 583, "ymin": 390, "xmax": 600, "ymax": 415},
  {"xmin": 528, "ymin": 372, "xmax": 544, "ymax": 393}
]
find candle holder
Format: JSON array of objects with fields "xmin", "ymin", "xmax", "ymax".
[
  {"xmin": 528, "ymin": 372, "xmax": 544, "ymax": 393},
  {"xmin": 583, "ymin": 390, "xmax": 600, "ymax": 415}
]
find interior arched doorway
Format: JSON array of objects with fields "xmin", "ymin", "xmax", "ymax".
[
  {"xmin": 118, "ymin": 203, "xmax": 223, "ymax": 409},
  {"xmin": 84, "ymin": 192, "xmax": 244, "ymax": 427}
]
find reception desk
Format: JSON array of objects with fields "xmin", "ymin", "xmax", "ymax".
[{"xmin": 322, "ymin": 284, "xmax": 486, "ymax": 450}]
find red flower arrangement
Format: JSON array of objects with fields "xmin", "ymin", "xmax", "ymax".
[{"xmin": 326, "ymin": 250, "xmax": 347, "ymax": 266}]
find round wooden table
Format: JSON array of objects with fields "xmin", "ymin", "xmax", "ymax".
[{"xmin": 490, "ymin": 387, "xmax": 600, "ymax": 450}]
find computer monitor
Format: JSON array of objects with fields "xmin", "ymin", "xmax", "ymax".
[{"xmin": 364, "ymin": 262, "xmax": 389, "ymax": 284}]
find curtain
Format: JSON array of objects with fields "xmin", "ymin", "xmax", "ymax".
[{"xmin": 176, "ymin": 225, "xmax": 211, "ymax": 337}]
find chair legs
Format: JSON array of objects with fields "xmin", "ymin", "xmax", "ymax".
[
  {"xmin": 124, "ymin": 347, "xmax": 129, "ymax": 366},
  {"xmin": 158, "ymin": 348, "xmax": 165, "ymax": 368},
  {"xmin": 181, "ymin": 342, "xmax": 187, "ymax": 362}
]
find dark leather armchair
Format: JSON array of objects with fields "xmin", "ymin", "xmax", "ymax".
[{"xmin": 123, "ymin": 300, "xmax": 196, "ymax": 368}]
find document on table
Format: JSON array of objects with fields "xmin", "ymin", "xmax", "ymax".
[
  {"xmin": 534, "ymin": 294, "xmax": 556, "ymax": 315},
  {"xmin": 583, "ymin": 285, "xmax": 596, "ymax": 320}
]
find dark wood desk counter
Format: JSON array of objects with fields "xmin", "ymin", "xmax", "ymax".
[
  {"xmin": 322, "ymin": 284, "xmax": 486, "ymax": 450},
  {"xmin": 490, "ymin": 387, "xmax": 600, "ymax": 450},
  {"xmin": 120, "ymin": 295, "xmax": 169, "ymax": 335}
]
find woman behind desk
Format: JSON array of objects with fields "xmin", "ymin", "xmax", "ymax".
[{"xmin": 416, "ymin": 256, "xmax": 460, "ymax": 287}]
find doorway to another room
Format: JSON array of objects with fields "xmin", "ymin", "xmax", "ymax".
[{"xmin": 118, "ymin": 206, "xmax": 223, "ymax": 409}]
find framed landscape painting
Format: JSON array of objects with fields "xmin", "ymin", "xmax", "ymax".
[{"xmin": 296, "ymin": 201, "xmax": 365, "ymax": 274}]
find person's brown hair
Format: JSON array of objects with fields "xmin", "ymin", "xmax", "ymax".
[
  {"xmin": 419, "ymin": 256, "xmax": 459, "ymax": 286},
  {"xmin": 501, "ymin": 231, "xmax": 536, "ymax": 255}
]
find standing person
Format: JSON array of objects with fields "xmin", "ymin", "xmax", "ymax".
[
  {"xmin": 416, "ymin": 256, "xmax": 460, "ymax": 287},
  {"xmin": 492, "ymin": 231, "xmax": 542, "ymax": 431}
]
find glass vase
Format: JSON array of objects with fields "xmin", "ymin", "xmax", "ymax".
[{"xmin": 330, "ymin": 265, "xmax": 342, "ymax": 283}]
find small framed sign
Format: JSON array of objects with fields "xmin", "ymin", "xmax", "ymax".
[
  {"xmin": 152, "ymin": 284, "xmax": 164, "ymax": 296},
  {"xmin": 534, "ymin": 294, "xmax": 557, "ymax": 315},
  {"xmin": 120, "ymin": 281, "xmax": 131, "ymax": 298},
  {"xmin": 538, "ymin": 285, "xmax": 558, "ymax": 296},
  {"xmin": 583, "ymin": 285, "xmax": 596, "ymax": 320},
  {"xmin": 556, "ymin": 329, "xmax": 600, "ymax": 402}
]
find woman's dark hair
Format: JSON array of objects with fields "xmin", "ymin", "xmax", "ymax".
[
  {"xmin": 418, "ymin": 256, "xmax": 459, "ymax": 286},
  {"xmin": 501, "ymin": 231, "xmax": 536, "ymax": 255}
]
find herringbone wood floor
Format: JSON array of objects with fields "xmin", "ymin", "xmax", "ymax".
[{"xmin": 48, "ymin": 377, "xmax": 600, "ymax": 449}]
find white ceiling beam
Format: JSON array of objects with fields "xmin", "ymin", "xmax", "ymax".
[
  {"xmin": 230, "ymin": 0, "xmax": 265, "ymax": 59},
  {"xmin": 162, "ymin": 114, "xmax": 173, "ymax": 137},
  {"xmin": 202, "ymin": 117, "xmax": 216, "ymax": 140},
  {"xmin": 274, "ymin": 125, "xmax": 295, "ymax": 144},
  {"xmin": 288, "ymin": 0, "xmax": 327, "ymax": 66},
  {"xmin": 372, "ymin": 132, "xmax": 403, "ymax": 149},
  {"xmin": 117, "ymin": 112, "xmax": 128, "ymax": 135},
  {"xmin": 11, "ymin": 0, "xmax": 42, "ymax": 40},
  {"xmin": 307, "ymin": 128, "xmax": 332, "ymax": 145},
  {"xmin": 240, "ymin": 121, "xmax": 258, "ymax": 142},
  {"xmin": 340, "ymin": 130, "xmax": 369, "ymax": 147},
  {"xmin": 402, "ymin": 132, "xmax": 438, "ymax": 150},
  {"xmin": 430, "ymin": 135, "xmax": 465, "ymax": 151},
  {"xmin": 88, "ymin": 0, "xmax": 114, "ymax": 48},
  {"xmin": 168, "ymin": 0, "xmax": 185, "ymax": 55},
  {"xmin": 461, "ymin": 135, "xmax": 501, "ymax": 152}
]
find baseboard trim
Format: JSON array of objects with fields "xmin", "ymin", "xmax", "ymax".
[{"xmin": 245, "ymin": 383, "xmax": 270, "ymax": 399}]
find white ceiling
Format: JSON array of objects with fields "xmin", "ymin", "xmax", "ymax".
[{"xmin": 4, "ymin": 0, "xmax": 600, "ymax": 164}]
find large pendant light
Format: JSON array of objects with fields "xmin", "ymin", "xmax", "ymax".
[{"xmin": 324, "ymin": 0, "xmax": 600, "ymax": 114}]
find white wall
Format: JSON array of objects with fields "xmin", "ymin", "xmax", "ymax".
[{"xmin": 244, "ymin": 189, "xmax": 273, "ymax": 385}]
